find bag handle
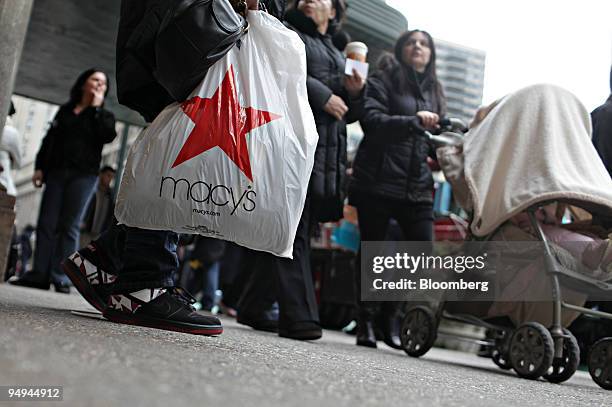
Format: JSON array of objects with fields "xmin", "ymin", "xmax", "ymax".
[{"xmin": 172, "ymin": 0, "xmax": 247, "ymax": 19}]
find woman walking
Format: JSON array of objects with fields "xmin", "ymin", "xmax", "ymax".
[
  {"xmin": 10, "ymin": 69, "xmax": 117, "ymax": 292},
  {"xmin": 349, "ymin": 30, "xmax": 447, "ymax": 348}
]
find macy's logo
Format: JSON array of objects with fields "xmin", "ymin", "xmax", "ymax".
[{"xmin": 159, "ymin": 176, "xmax": 256, "ymax": 216}]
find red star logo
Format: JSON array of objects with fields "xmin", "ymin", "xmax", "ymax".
[{"xmin": 172, "ymin": 66, "xmax": 281, "ymax": 181}]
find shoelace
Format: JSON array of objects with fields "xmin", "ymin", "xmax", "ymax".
[{"xmin": 169, "ymin": 287, "xmax": 198, "ymax": 310}]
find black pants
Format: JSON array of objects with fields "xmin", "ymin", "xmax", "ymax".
[
  {"xmin": 353, "ymin": 194, "xmax": 433, "ymax": 318},
  {"xmin": 237, "ymin": 198, "xmax": 319, "ymax": 327},
  {"xmin": 218, "ymin": 242, "xmax": 250, "ymax": 309}
]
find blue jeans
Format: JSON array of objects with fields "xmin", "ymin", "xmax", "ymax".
[
  {"xmin": 30, "ymin": 169, "xmax": 98, "ymax": 285},
  {"xmin": 202, "ymin": 262, "xmax": 220, "ymax": 310},
  {"xmin": 93, "ymin": 224, "xmax": 178, "ymax": 293}
]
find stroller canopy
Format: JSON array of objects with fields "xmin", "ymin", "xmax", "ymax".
[{"xmin": 464, "ymin": 84, "xmax": 612, "ymax": 236}]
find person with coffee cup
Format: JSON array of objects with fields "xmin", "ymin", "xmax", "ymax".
[
  {"xmin": 283, "ymin": 0, "xmax": 365, "ymax": 220},
  {"xmin": 348, "ymin": 30, "xmax": 447, "ymax": 349}
]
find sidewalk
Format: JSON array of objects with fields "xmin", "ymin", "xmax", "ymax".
[{"xmin": 0, "ymin": 284, "xmax": 607, "ymax": 407}]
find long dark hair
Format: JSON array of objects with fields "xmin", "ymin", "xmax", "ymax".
[
  {"xmin": 68, "ymin": 68, "xmax": 110, "ymax": 107},
  {"xmin": 392, "ymin": 30, "xmax": 446, "ymax": 115}
]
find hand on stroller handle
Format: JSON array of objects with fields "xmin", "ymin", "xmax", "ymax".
[{"xmin": 413, "ymin": 117, "xmax": 467, "ymax": 147}]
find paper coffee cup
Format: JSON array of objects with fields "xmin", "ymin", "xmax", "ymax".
[{"xmin": 346, "ymin": 42, "xmax": 368, "ymax": 63}]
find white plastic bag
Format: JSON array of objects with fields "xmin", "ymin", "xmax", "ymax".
[{"xmin": 115, "ymin": 11, "xmax": 318, "ymax": 258}]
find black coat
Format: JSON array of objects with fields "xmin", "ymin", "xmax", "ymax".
[
  {"xmin": 35, "ymin": 105, "xmax": 117, "ymax": 176},
  {"xmin": 116, "ymin": 0, "xmax": 287, "ymax": 122},
  {"xmin": 592, "ymin": 95, "xmax": 612, "ymax": 178},
  {"xmin": 116, "ymin": 0, "xmax": 174, "ymax": 123},
  {"xmin": 349, "ymin": 63, "xmax": 445, "ymax": 204},
  {"xmin": 285, "ymin": 10, "xmax": 363, "ymax": 222}
]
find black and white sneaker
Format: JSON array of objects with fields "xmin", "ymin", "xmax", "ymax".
[
  {"xmin": 62, "ymin": 245, "xmax": 115, "ymax": 312},
  {"xmin": 103, "ymin": 287, "xmax": 223, "ymax": 336}
]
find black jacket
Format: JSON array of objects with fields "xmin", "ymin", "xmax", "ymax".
[
  {"xmin": 116, "ymin": 0, "xmax": 175, "ymax": 122},
  {"xmin": 592, "ymin": 94, "xmax": 612, "ymax": 178},
  {"xmin": 349, "ymin": 63, "xmax": 445, "ymax": 204},
  {"xmin": 285, "ymin": 9, "xmax": 364, "ymax": 222},
  {"xmin": 35, "ymin": 105, "xmax": 117, "ymax": 176},
  {"xmin": 116, "ymin": 0, "xmax": 287, "ymax": 122}
]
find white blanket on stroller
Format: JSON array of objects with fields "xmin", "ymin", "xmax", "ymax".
[{"xmin": 464, "ymin": 84, "xmax": 612, "ymax": 236}]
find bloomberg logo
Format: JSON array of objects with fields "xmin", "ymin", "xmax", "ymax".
[{"xmin": 159, "ymin": 176, "xmax": 256, "ymax": 216}]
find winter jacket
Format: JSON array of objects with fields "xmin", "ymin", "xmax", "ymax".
[
  {"xmin": 349, "ymin": 62, "xmax": 446, "ymax": 204},
  {"xmin": 35, "ymin": 105, "xmax": 117, "ymax": 177},
  {"xmin": 116, "ymin": 0, "xmax": 287, "ymax": 122},
  {"xmin": 285, "ymin": 9, "xmax": 364, "ymax": 222},
  {"xmin": 116, "ymin": 0, "xmax": 174, "ymax": 122},
  {"xmin": 261, "ymin": 0, "xmax": 286, "ymax": 19}
]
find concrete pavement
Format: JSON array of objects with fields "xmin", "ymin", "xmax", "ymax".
[{"xmin": 0, "ymin": 284, "xmax": 609, "ymax": 407}]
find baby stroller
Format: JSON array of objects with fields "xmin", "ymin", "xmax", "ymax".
[{"xmin": 400, "ymin": 84, "xmax": 612, "ymax": 390}]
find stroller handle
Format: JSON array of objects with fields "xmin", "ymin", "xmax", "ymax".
[
  {"xmin": 440, "ymin": 118, "xmax": 469, "ymax": 133},
  {"xmin": 413, "ymin": 117, "xmax": 467, "ymax": 147}
]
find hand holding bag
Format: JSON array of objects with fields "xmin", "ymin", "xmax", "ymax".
[{"xmin": 116, "ymin": 11, "xmax": 319, "ymax": 258}]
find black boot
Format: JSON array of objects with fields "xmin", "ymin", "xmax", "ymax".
[
  {"xmin": 356, "ymin": 316, "xmax": 377, "ymax": 348},
  {"xmin": 8, "ymin": 275, "xmax": 50, "ymax": 290},
  {"xmin": 381, "ymin": 313, "xmax": 403, "ymax": 350}
]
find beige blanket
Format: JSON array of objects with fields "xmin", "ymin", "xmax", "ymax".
[{"xmin": 463, "ymin": 84, "xmax": 612, "ymax": 237}]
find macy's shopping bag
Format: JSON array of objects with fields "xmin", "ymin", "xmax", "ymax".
[{"xmin": 115, "ymin": 11, "xmax": 318, "ymax": 258}]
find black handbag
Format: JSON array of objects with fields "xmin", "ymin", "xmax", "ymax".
[{"xmin": 154, "ymin": 0, "xmax": 248, "ymax": 102}]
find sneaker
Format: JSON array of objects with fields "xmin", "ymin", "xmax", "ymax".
[
  {"xmin": 62, "ymin": 245, "xmax": 115, "ymax": 312},
  {"xmin": 103, "ymin": 287, "xmax": 223, "ymax": 336}
]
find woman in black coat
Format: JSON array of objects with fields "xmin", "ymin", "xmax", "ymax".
[
  {"xmin": 10, "ymin": 68, "xmax": 117, "ymax": 292},
  {"xmin": 349, "ymin": 30, "xmax": 447, "ymax": 348},
  {"xmin": 285, "ymin": 0, "xmax": 364, "ymax": 221},
  {"xmin": 236, "ymin": 0, "xmax": 365, "ymax": 340}
]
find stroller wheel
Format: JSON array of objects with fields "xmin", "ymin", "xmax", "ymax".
[
  {"xmin": 588, "ymin": 338, "xmax": 612, "ymax": 390},
  {"xmin": 400, "ymin": 306, "xmax": 437, "ymax": 357},
  {"xmin": 492, "ymin": 349, "xmax": 512, "ymax": 370},
  {"xmin": 509, "ymin": 322, "xmax": 554, "ymax": 380},
  {"xmin": 543, "ymin": 329, "xmax": 580, "ymax": 384},
  {"xmin": 491, "ymin": 330, "xmax": 512, "ymax": 370}
]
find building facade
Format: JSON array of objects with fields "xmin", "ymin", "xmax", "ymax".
[{"xmin": 435, "ymin": 39, "xmax": 486, "ymax": 124}]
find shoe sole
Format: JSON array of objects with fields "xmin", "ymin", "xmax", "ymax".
[
  {"xmin": 104, "ymin": 309, "xmax": 223, "ymax": 336},
  {"xmin": 236, "ymin": 318, "xmax": 279, "ymax": 333},
  {"xmin": 382, "ymin": 338, "xmax": 403, "ymax": 350},
  {"xmin": 356, "ymin": 340, "xmax": 377, "ymax": 348},
  {"xmin": 62, "ymin": 260, "xmax": 107, "ymax": 313},
  {"xmin": 8, "ymin": 279, "xmax": 50, "ymax": 290},
  {"xmin": 278, "ymin": 329, "xmax": 322, "ymax": 340}
]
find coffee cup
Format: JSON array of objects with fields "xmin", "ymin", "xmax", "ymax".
[{"xmin": 345, "ymin": 42, "xmax": 368, "ymax": 63}]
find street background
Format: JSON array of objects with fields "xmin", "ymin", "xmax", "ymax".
[{"xmin": 1, "ymin": 284, "xmax": 608, "ymax": 407}]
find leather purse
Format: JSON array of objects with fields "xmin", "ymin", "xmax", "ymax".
[{"xmin": 154, "ymin": 0, "xmax": 248, "ymax": 102}]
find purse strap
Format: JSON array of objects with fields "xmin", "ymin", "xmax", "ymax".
[
  {"xmin": 228, "ymin": 0, "xmax": 248, "ymax": 18},
  {"xmin": 167, "ymin": 0, "xmax": 248, "ymax": 26}
]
